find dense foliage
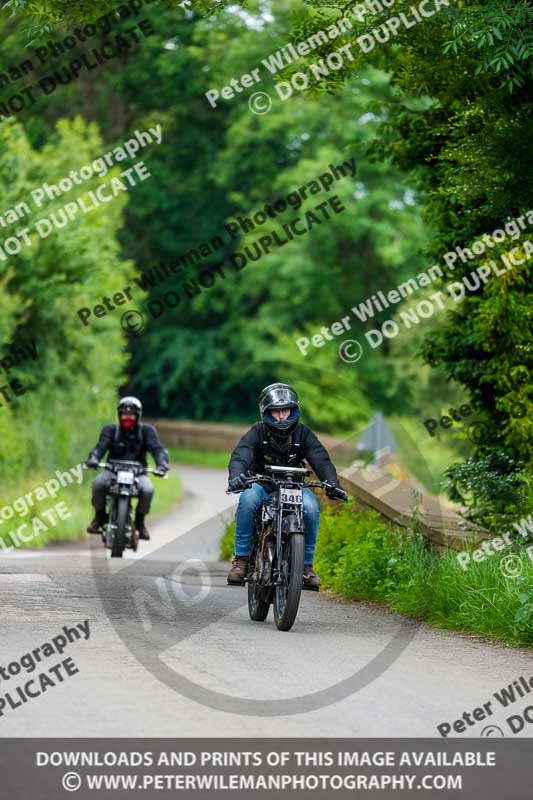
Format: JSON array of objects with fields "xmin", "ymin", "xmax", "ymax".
[
  {"xmin": 1, "ymin": 0, "xmax": 531, "ymax": 524},
  {"xmin": 0, "ymin": 117, "xmax": 131, "ymax": 479}
]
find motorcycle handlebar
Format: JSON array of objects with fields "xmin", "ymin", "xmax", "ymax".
[
  {"xmin": 265, "ymin": 465, "xmax": 311, "ymax": 475},
  {"xmin": 306, "ymin": 481, "xmax": 349, "ymax": 501},
  {"xmin": 226, "ymin": 475, "xmax": 348, "ymax": 500},
  {"xmin": 146, "ymin": 467, "xmax": 169, "ymax": 478},
  {"xmin": 83, "ymin": 461, "xmax": 168, "ymax": 477}
]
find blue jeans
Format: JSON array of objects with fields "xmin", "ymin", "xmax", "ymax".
[{"xmin": 234, "ymin": 482, "xmax": 320, "ymax": 564}]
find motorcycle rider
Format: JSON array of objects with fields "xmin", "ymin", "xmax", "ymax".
[
  {"xmin": 85, "ymin": 396, "xmax": 168, "ymax": 540},
  {"xmin": 227, "ymin": 383, "xmax": 347, "ymax": 589}
]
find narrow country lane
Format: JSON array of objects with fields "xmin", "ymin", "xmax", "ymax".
[{"xmin": 0, "ymin": 465, "xmax": 530, "ymax": 738}]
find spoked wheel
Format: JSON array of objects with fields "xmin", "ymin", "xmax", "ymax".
[
  {"xmin": 248, "ymin": 547, "xmax": 271, "ymax": 622},
  {"xmin": 273, "ymin": 533, "xmax": 305, "ymax": 631},
  {"xmin": 111, "ymin": 496, "xmax": 129, "ymax": 558}
]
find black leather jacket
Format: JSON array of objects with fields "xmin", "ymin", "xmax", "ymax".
[
  {"xmin": 228, "ymin": 422, "xmax": 339, "ymax": 487},
  {"xmin": 88, "ymin": 423, "xmax": 168, "ymax": 469}
]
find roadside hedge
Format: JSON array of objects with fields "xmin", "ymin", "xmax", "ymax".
[{"xmin": 221, "ymin": 505, "xmax": 533, "ymax": 645}]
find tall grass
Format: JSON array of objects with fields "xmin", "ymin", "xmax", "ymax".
[
  {"xmin": 0, "ymin": 468, "xmax": 182, "ymax": 549},
  {"xmin": 315, "ymin": 505, "xmax": 532, "ymax": 646},
  {"xmin": 168, "ymin": 448, "xmax": 230, "ymax": 469},
  {"xmin": 220, "ymin": 505, "xmax": 533, "ymax": 646},
  {"xmin": 220, "ymin": 521, "xmax": 235, "ymax": 561}
]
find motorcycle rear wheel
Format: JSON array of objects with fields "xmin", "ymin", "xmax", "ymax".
[
  {"xmin": 273, "ymin": 532, "xmax": 304, "ymax": 631},
  {"xmin": 248, "ymin": 581, "xmax": 271, "ymax": 621},
  {"xmin": 248, "ymin": 544, "xmax": 271, "ymax": 621}
]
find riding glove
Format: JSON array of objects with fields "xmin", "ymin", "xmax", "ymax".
[
  {"xmin": 228, "ymin": 473, "xmax": 249, "ymax": 491},
  {"xmin": 326, "ymin": 486, "xmax": 349, "ymax": 502}
]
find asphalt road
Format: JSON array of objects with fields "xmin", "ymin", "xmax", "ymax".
[{"xmin": 0, "ymin": 465, "xmax": 531, "ymax": 738}]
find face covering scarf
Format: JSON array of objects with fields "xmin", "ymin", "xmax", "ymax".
[{"xmin": 120, "ymin": 417, "xmax": 137, "ymax": 430}]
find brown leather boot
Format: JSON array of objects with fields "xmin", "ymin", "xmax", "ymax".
[
  {"xmin": 87, "ymin": 510, "xmax": 107, "ymax": 534},
  {"xmin": 227, "ymin": 555, "xmax": 249, "ymax": 585},
  {"xmin": 303, "ymin": 564, "xmax": 320, "ymax": 590},
  {"xmin": 135, "ymin": 513, "xmax": 150, "ymax": 541}
]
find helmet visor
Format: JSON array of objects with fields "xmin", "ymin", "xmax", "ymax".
[{"xmin": 262, "ymin": 386, "xmax": 298, "ymax": 411}]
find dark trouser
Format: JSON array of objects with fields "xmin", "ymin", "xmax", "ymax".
[{"xmin": 91, "ymin": 470, "xmax": 154, "ymax": 516}]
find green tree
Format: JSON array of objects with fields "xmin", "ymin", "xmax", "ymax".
[
  {"xmin": 0, "ymin": 117, "xmax": 131, "ymax": 481},
  {"xmin": 231, "ymin": 0, "xmax": 533, "ymax": 520},
  {"xmin": 1, "ymin": 0, "xmax": 433, "ymax": 426},
  {"xmin": 4, "ymin": 0, "xmax": 519, "ymax": 505}
]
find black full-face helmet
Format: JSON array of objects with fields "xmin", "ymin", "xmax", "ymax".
[
  {"xmin": 117, "ymin": 396, "xmax": 142, "ymax": 422},
  {"xmin": 259, "ymin": 383, "xmax": 300, "ymax": 437}
]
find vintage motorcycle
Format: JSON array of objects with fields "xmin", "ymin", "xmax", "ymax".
[
  {"xmin": 88, "ymin": 460, "xmax": 166, "ymax": 558},
  {"xmin": 229, "ymin": 465, "xmax": 347, "ymax": 631}
]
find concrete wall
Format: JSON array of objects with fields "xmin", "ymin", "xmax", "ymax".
[
  {"xmin": 147, "ymin": 418, "xmax": 344, "ymax": 455},
  {"xmin": 334, "ymin": 464, "xmax": 489, "ymax": 552},
  {"xmin": 149, "ymin": 418, "xmax": 488, "ymax": 551}
]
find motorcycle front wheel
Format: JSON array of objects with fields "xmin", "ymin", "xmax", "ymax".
[
  {"xmin": 273, "ymin": 532, "xmax": 304, "ymax": 631},
  {"xmin": 111, "ymin": 496, "xmax": 129, "ymax": 558}
]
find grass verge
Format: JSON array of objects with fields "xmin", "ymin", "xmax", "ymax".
[
  {"xmin": 220, "ymin": 505, "xmax": 533, "ymax": 646},
  {"xmin": 0, "ymin": 466, "xmax": 182, "ymax": 550},
  {"xmin": 169, "ymin": 448, "xmax": 230, "ymax": 469},
  {"xmin": 220, "ymin": 521, "xmax": 235, "ymax": 562}
]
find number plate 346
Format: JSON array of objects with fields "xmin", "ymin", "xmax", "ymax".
[{"xmin": 281, "ymin": 488, "xmax": 303, "ymax": 505}]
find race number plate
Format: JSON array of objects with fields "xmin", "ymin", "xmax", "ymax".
[
  {"xmin": 117, "ymin": 470, "xmax": 135, "ymax": 484},
  {"xmin": 281, "ymin": 488, "xmax": 303, "ymax": 505}
]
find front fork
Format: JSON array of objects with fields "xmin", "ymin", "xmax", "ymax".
[
  {"xmin": 105, "ymin": 489, "xmax": 135, "ymax": 548},
  {"xmin": 250, "ymin": 494, "xmax": 304, "ymax": 585},
  {"xmin": 274, "ymin": 495, "xmax": 304, "ymax": 585}
]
